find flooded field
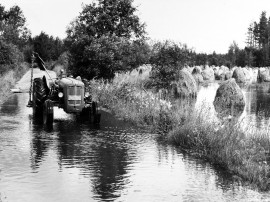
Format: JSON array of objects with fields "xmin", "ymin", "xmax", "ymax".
[{"xmin": 1, "ymin": 85, "xmax": 270, "ymax": 202}]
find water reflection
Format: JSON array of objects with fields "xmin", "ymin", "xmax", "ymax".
[
  {"xmin": 241, "ymin": 83, "xmax": 270, "ymax": 131},
  {"xmin": 2, "ymin": 93, "xmax": 270, "ymax": 201},
  {"xmin": 29, "ymin": 110, "xmax": 140, "ymax": 201},
  {"xmin": 254, "ymin": 84, "xmax": 270, "ymax": 117},
  {"xmin": 0, "ymin": 95, "xmax": 19, "ymax": 114},
  {"xmin": 195, "ymin": 82, "xmax": 270, "ymax": 132}
]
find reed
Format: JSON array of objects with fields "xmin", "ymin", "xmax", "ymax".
[
  {"xmin": 89, "ymin": 65, "xmax": 174, "ymax": 133},
  {"xmin": 168, "ymin": 105, "xmax": 270, "ymax": 191}
]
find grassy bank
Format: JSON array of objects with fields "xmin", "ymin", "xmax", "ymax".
[
  {"xmin": 168, "ymin": 110, "xmax": 270, "ymax": 191},
  {"xmin": 89, "ymin": 65, "xmax": 270, "ymax": 191},
  {"xmin": 89, "ymin": 66, "xmax": 177, "ymax": 133},
  {"xmin": 0, "ymin": 63, "xmax": 29, "ymax": 103}
]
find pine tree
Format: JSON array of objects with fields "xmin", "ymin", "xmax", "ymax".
[
  {"xmin": 259, "ymin": 11, "xmax": 268, "ymax": 46},
  {"xmin": 246, "ymin": 23, "xmax": 255, "ymax": 48}
]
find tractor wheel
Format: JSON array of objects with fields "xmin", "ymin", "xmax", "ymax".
[
  {"xmin": 92, "ymin": 101, "xmax": 97, "ymax": 116},
  {"xmin": 93, "ymin": 113, "xmax": 101, "ymax": 124},
  {"xmin": 92, "ymin": 102, "xmax": 101, "ymax": 124},
  {"xmin": 32, "ymin": 78, "xmax": 48, "ymax": 116},
  {"xmin": 43, "ymin": 99, "xmax": 54, "ymax": 125},
  {"xmin": 80, "ymin": 107, "xmax": 91, "ymax": 120}
]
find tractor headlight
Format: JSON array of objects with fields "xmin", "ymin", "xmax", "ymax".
[
  {"xmin": 85, "ymin": 92, "xmax": 90, "ymax": 98},
  {"xmin": 58, "ymin": 92, "xmax": 63, "ymax": 98}
]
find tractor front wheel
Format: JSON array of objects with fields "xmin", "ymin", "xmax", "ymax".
[
  {"xmin": 80, "ymin": 107, "xmax": 91, "ymax": 120},
  {"xmin": 43, "ymin": 99, "xmax": 54, "ymax": 125}
]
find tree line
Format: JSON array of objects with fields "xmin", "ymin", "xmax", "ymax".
[
  {"xmin": 0, "ymin": 4, "xmax": 65, "ymax": 74},
  {"xmin": 0, "ymin": 1, "xmax": 269, "ymax": 79}
]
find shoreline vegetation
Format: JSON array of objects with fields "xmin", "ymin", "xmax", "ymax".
[
  {"xmin": 2, "ymin": 0, "xmax": 270, "ymax": 194},
  {"xmin": 2, "ymin": 61, "xmax": 270, "ymax": 191},
  {"xmin": 0, "ymin": 63, "xmax": 29, "ymax": 104},
  {"xmin": 89, "ymin": 65, "xmax": 270, "ymax": 191}
]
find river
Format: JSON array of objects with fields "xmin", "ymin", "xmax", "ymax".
[{"xmin": 1, "ymin": 84, "xmax": 270, "ymax": 202}]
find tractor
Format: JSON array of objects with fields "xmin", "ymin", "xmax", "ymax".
[{"xmin": 27, "ymin": 52, "xmax": 101, "ymax": 125}]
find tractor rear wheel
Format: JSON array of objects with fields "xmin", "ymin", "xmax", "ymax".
[
  {"xmin": 43, "ymin": 99, "xmax": 54, "ymax": 125},
  {"xmin": 92, "ymin": 101, "xmax": 101, "ymax": 124},
  {"xmin": 92, "ymin": 101, "xmax": 97, "ymax": 116},
  {"xmin": 33, "ymin": 78, "xmax": 48, "ymax": 116}
]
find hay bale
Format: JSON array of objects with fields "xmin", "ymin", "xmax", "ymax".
[
  {"xmin": 202, "ymin": 66, "xmax": 215, "ymax": 81},
  {"xmin": 213, "ymin": 78, "xmax": 245, "ymax": 118},
  {"xmin": 192, "ymin": 66, "xmax": 202, "ymax": 74},
  {"xmin": 257, "ymin": 67, "xmax": 270, "ymax": 82},
  {"xmin": 192, "ymin": 66, "xmax": 203, "ymax": 85},
  {"xmin": 232, "ymin": 67, "xmax": 250, "ymax": 83},
  {"xmin": 171, "ymin": 68, "xmax": 197, "ymax": 98},
  {"xmin": 225, "ymin": 71, "xmax": 233, "ymax": 80},
  {"xmin": 215, "ymin": 66, "xmax": 230, "ymax": 81}
]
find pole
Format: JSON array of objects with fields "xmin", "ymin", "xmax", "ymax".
[
  {"xmin": 27, "ymin": 53, "xmax": 34, "ymax": 107},
  {"xmin": 33, "ymin": 52, "xmax": 54, "ymax": 82}
]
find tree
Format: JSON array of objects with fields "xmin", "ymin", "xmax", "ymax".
[
  {"xmin": 258, "ymin": 11, "xmax": 269, "ymax": 65},
  {"xmin": 149, "ymin": 40, "xmax": 194, "ymax": 67},
  {"xmin": 227, "ymin": 41, "xmax": 239, "ymax": 66},
  {"xmin": 32, "ymin": 32, "xmax": 65, "ymax": 62},
  {"xmin": 0, "ymin": 39, "xmax": 23, "ymax": 74},
  {"xmin": 66, "ymin": 0, "xmax": 146, "ymax": 79},
  {"xmin": 0, "ymin": 4, "xmax": 31, "ymax": 49},
  {"xmin": 259, "ymin": 11, "xmax": 268, "ymax": 47},
  {"xmin": 244, "ymin": 47, "xmax": 255, "ymax": 67},
  {"xmin": 195, "ymin": 53, "xmax": 207, "ymax": 66},
  {"xmin": 67, "ymin": 0, "xmax": 145, "ymax": 40},
  {"xmin": 148, "ymin": 40, "xmax": 195, "ymax": 89},
  {"xmin": 208, "ymin": 51, "xmax": 219, "ymax": 66},
  {"xmin": 246, "ymin": 22, "xmax": 256, "ymax": 48},
  {"xmin": 253, "ymin": 22, "xmax": 260, "ymax": 48}
]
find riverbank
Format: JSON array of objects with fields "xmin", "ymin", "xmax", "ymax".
[
  {"xmin": 0, "ymin": 63, "xmax": 29, "ymax": 104},
  {"xmin": 168, "ymin": 110, "xmax": 270, "ymax": 191},
  {"xmin": 0, "ymin": 63, "xmax": 57, "ymax": 104},
  {"xmin": 89, "ymin": 66, "xmax": 270, "ymax": 191}
]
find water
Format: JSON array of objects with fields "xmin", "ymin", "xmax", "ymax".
[
  {"xmin": 196, "ymin": 82, "xmax": 270, "ymax": 133},
  {"xmin": 1, "ymin": 88, "xmax": 270, "ymax": 202}
]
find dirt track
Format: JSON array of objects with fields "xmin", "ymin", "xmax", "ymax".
[{"xmin": 14, "ymin": 68, "xmax": 56, "ymax": 92}]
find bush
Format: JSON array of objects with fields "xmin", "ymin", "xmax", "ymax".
[
  {"xmin": 149, "ymin": 40, "xmax": 194, "ymax": 67},
  {"xmin": 0, "ymin": 40, "xmax": 23, "ymax": 67},
  {"xmin": 0, "ymin": 63, "xmax": 29, "ymax": 102},
  {"xmin": 147, "ymin": 41, "xmax": 195, "ymax": 90},
  {"xmin": 68, "ymin": 35, "xmax": 150, "ymax": 80},
  {"xmin": 149, "ymin": 64, "xmax": 178, "ymax": 89}
]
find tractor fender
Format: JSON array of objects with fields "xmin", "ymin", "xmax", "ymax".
[{"xmin": 42, "ymin": 75, "xmax": 54, "ymax": 90}]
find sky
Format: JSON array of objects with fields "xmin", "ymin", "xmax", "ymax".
[{"xmin": 1, "ymin": 0, "xmax": 270, "ymax": 54}]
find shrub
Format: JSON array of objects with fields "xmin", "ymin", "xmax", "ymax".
[
  {"xmin": 0, "ymin": 40, "xmax": 23, "ymax": 74},
  {"xmin": 0, "ymin": 63, "xmax": 29, "ymax": 102}
]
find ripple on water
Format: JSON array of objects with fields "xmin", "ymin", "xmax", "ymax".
[{"xmin": 2, "ymin": 93, "xmax": 270, "ymax": 201}]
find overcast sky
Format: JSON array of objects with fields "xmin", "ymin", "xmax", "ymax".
[{"xmin": 1, "ymin": 0, "xmax": 270, "ymax": 54}]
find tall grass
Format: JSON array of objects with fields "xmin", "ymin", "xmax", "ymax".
[
  {"xmin": 168, "ymin": 108, "xmax": 270, "ymax": 191},
  {"xmin": 89, "ymin": 65, "xmax": 270, "ymax": 191},
  {"xmin": 89, "ymin": 65, "xmax": 175, "ymax": 133},
  {"xmin": 0, "ymin": 63, "xmax": 29, "ymax": 103}
]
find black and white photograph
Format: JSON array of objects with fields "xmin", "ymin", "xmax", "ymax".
[{"xmin": 1, "ymin": 0, "xmax": 270, "ymax": 201}]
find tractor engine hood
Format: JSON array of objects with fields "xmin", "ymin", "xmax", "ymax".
[
  {"xmin": 57, "ymin": 77, "xmax": 85, "ymax": 113},
  {"xmin": 58, "ymin": 77, "xmax": 84, "ymax": 87}
]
